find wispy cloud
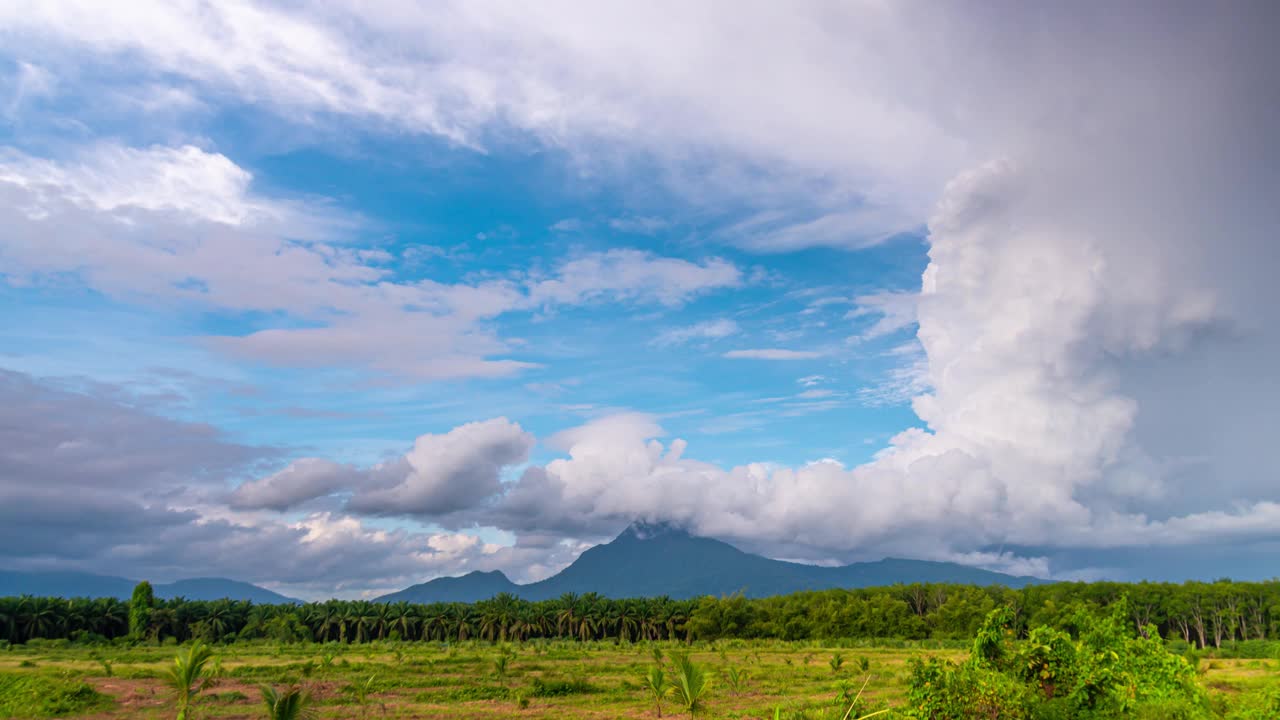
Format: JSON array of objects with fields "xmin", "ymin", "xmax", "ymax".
[
  {"xmin": 723, "ymin": 349, "xmax": 824, "ymax": 360},
  {"xmin": 652, "ymin": 319, "xmax": 740, "ymax": 347}
]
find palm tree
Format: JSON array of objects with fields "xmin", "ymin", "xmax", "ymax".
[
  {"xmin": 420, "ymin": 604, "xmax": 447, "ymax": 641},
  {"xmin": 0, "ymin": 598, "xmax": 14, "ymax": 643},
  {"xmin": 18, "ymin": 596, "xmax": 57, "ymax": 640},
  {"xmin": 644, "ymin": 664, "xmax": 673, "ymax": 717},
  {"xmin": 669, "ymin": 653, "xmax": 710, "ymax": 719},
  {"xmin": 615, "ymin": 600, "xmax": 640, "ymax": 643},
  {"xmin": 260, "ymin": 685, "xmax": 316, "ymax": 720},
  {"xmin": 388, "ymin": 602, "xmax": 417, "ymax": 640},
  {"xmin": 165, "ymin": 639, "xmax": 215, "ymax": 720}
]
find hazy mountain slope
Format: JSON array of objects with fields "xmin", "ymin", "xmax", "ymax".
[
  {"xmin": 377, "ymin": 522, "xmax": 1038, "ymax": 603},
  {"xmin": 0, "ymin": 570, "xmax": 297, "ymax": 603}
]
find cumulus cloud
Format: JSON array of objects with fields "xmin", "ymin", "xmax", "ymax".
[
  {"xmin": 347, "ymin": 419, "xmax": 533, "ymax": 516},
  {"xmin": 230, "ymin": 419, "xmax": 534, "ymax": 517}
]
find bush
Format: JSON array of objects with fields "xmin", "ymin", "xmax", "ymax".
[
  {"xmin": 904, "ymin": 602, "xmax": 1212, "ymax": 720},
  {"xmin": 906, "ymin": 656, "xmax": 1033, "ymax": 719}
]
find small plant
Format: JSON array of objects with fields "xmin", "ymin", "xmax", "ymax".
[
  {"xmin": 348, "ymin": 674, "xmax": 377, "ymax": 705},
  {"xmin": 98, "ymin": 658, "xmax": 114, "ymax": 677},
  {"xmin": 644, "ymin": 665, "xmax": 673, "ymax": 717},
  {"xmin": 830, "ymin": 652, "xmax": 845, "ymax": 673},
  {"xmin": 493, "ymin": 653, "xmax": 511, "ymax": 684},
  {"xmin": 260, "ymin": 685, "xmax": 316, "ymax": 720},
  {"xmin": 516, "ymin": 691, "xmax": 530, "ymax": 709},
  {"xmin": 669, "ymin": 653, "xmax": 710, "ymax": 719},
  {"xmin": 857, "ymin": 656, "xmax": 870, "ymax": 673},
  {"xmin": 164, "ymin": 640, "xmax": 215, "ymax": 720},
  {"xmin": 723, "ymin": 665, "xmax": 747, "ymax": 695}
]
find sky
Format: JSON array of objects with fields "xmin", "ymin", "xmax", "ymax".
[{"xmin": 0, "ymin": 1, "xmax": 1277, "ymax": 600}]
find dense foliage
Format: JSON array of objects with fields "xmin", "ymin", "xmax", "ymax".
[
  {"xmin": 128, "ymin": 581, "xmax": 153, "ymax": 641},
  {"xmin": 1, "ymin": 579, "xmax": 1278, "ymax": 649},
  {"xmin": 904, "ymin": 603, "xmax": 1209, "ymax": 719}
]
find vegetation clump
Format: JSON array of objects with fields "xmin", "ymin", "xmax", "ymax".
[
  {"xmin": 0, "ymin": 671, "xmax": 110, "ymax": 717},
  {"xmin": 905, "ymin": 601, "xmax": 1210, "ymax": 719}
]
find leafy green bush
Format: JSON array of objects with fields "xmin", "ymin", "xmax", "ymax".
[
  {"xmin": 904, "ymin": 600, "xmax": 1211, "ymax": 720},
  {"xmin": 0, "ymin": 672, "xmax": 111, "ymax": 717}
]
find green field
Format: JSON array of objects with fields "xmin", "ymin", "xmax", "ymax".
[{"xmin": 1, "ymin": 638, "xmax": 1278, "ymax": 719}]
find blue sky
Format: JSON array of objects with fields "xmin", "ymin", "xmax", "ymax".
[
  {"xmin": 0, "ymin": 123, "xmax": 929, "ymax": 468},
  {"xmin": 0, "ymin": 1, "xmax": 1277, "ymax": 599}
]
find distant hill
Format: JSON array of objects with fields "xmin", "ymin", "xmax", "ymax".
[
  {"xmin": 377, "ymin": 521, "xmax": 1039, "ymax": 603},
  {"xmin": 0, "ymin": 570, "xmax": 298, "ymax": 603}
]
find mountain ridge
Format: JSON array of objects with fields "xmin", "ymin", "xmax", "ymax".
[
  {"xmin": 377, "ymin": 521, "xmax": 1039, "ymax": 603},
  {"xmin": 0, "ymin": 570, "xmax": 298, "ymax": 603}
]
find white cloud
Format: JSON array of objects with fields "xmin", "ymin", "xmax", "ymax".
[
  {"xmin": 347, "ymin": 418, "xmax": 533, "ymax": 516},
  {"xmin": 0, "ymin": 0, "xmax": 969, "ymax": 246},
  {"xmin": 652, "ymin": 318, "xmax": 739, "ymax": 347},
  {"xmin": 528, "ymin": 249, "xmax": 741, "ymax": 308},
  {"xmin": 608, "ymin": 216, "xmax": 669, "ymax": 235},
  {"xmin": 723, "ymin": 349, "xmax": 823, "ymax": 360},
  {"xmin": 0, "ymin": 144, "xmax": 743, "ymax": 380},
  {"xmin": 846, "ymin": 291, "xmax": 917, "ymax": 341},
  {"xmin": 548, "ymin": 218, "xmax": 584, "ymax": 232}
]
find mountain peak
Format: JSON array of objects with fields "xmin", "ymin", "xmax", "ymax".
[{"xmin": 618, "ymin": 520, "xmax": 691, "ymax": 542}]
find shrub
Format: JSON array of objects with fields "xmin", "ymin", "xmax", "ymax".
[{"xmin": 904, "ymin": 602, "xmax": 1212, "ymax": 720}]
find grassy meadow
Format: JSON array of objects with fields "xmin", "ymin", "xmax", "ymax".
[{"xmin": 1, "ymin": 638, "xmax": 1278, "ymax": 719}]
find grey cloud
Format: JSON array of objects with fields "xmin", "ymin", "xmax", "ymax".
[
  {"xmin": 0, "ymin": 369, "xmax": 573, "ymax": 598},
  {"xmin": 346, "ymin": 418, "xmax": 533, "ymax": 516},
  {"xmin": 229, "ymin": 458, "xmax": 365, "ymax": 511},
  {"xmin": 0, "ymin": 369, "xmax": 271, "ymax": 494}
]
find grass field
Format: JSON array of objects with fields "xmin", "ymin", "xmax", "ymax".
[{"xmin": 1, "ymin": 640, "xmax": 1277, "ymax": 719}]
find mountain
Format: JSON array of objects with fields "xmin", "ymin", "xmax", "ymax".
[
  {"xmin": 378, "ymin": 570, "xmax": 519, "ymax": 604},
  {"xmin": 0, "ymin": 570, "xmax": 297, "ymax": 603},
  {"xmin": 377, "ymin": 521, "xmax": 1039, "ymax": 603},
  {"xmin": 155, "ymin": 578, "xmax": 298, "ymax": 604}
]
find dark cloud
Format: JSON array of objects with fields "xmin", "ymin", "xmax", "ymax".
[{"xmin": 0, "ymin": 369, "xmax": 577, "ymax": 598}]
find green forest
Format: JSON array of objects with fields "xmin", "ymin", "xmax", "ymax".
[{"xmin": 3, "ymin": 579, "xmax": 1277, "ymax": 649}]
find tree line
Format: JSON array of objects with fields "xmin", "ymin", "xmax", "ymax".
[{"xmin": 2, "ymin": 579, "xmax": 1276, "ymax": 648}]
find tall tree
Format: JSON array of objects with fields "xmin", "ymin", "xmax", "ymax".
[{"xmin": 129, "ymin": 581, "xmax": 155, "ymax": 641}]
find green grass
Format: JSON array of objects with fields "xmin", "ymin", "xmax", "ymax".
[
  {"xmin": 0, "ymin": 640, "xmax": 1275, "ymax": 718},
  {"xmin": 0, "ymin": 671, "xmax": 112, "ymax": 717}
]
